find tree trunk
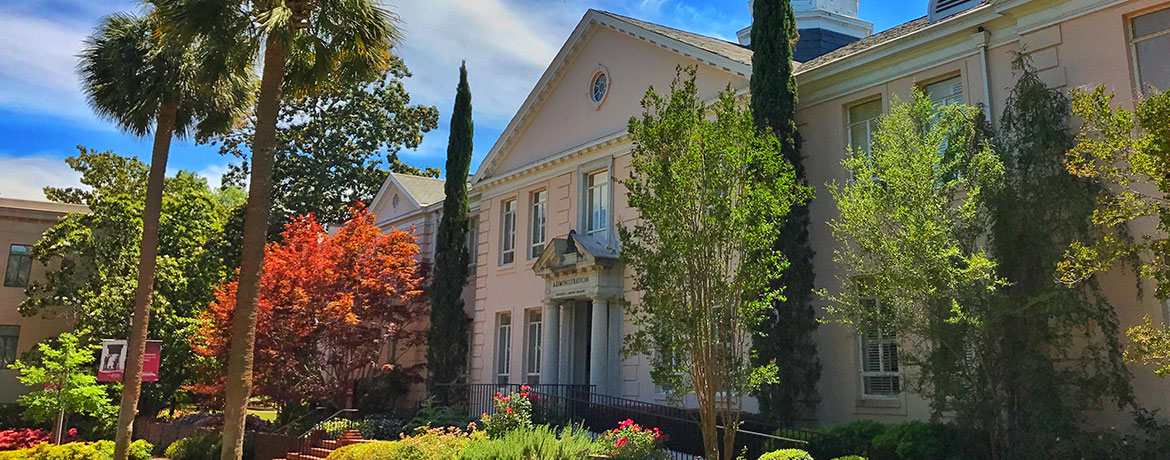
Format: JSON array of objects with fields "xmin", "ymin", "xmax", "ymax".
[
  {"xmin": 112, "ymin": 100, "xmax": 177, "ymax": 460},
  {"xmin": 220, "ymin": 35, "xmax": 288, "ymax": 460},
  {"xmin": 54, "ymin": 409, "xmax": 64, "ymax": 445}
]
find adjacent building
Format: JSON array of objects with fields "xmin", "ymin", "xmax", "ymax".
[
  {"xmin": 0, "ymin": 198, "xmax": 88, "ymax": 402},
  {"xmin": 371, "ymin": 0, "xmax": 1170, "ymax": 428}
]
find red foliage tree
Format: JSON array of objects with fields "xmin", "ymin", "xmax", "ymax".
[{"xmin": 192, "ymin": 206, "xmax": 427, "ymax": 406}]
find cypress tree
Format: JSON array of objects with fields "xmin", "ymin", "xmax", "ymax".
[
  {"xmin": 748, "ymin": 0, "xmax": 821, "ymax": 424},
  {"xmin": 426, "ymin": 62, "xmax": 474, "ymax": 400}
]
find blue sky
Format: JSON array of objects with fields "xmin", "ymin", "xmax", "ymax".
[{"xmin": 0, "ymin": 0, "xmax": 925, "ymax": 200}]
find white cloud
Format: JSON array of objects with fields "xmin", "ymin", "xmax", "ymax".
[
  {"xmin": 0, "ymin": 12, "xmax": 103, "ymax": 127},
  {"xmin": 0, "ymin": 153, "xmax": 83, "ymax": 201}
]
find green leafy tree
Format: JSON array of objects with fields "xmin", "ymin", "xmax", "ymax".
[
  {"xmin": 1061, "ymin": 86, "xmax": 1170, "ymax": 380},
  {"xmin": 23, "ymin": 148, "xmax": 240, "ymax": 426},
  {"xmin": 78, "ymin": 12, "xmax": 249, "ymax": 459},
  {"xmin": 620, "ymin": 67, "xmax": 810, "ymax": 460},
  {"xmin": 152, "ymin": 1, "xmax": 403, "ymax": 457},
  {"xmin": 8, "ymin": 332, "xmax": 113, "ymax": 444},
  {"xmin": 822, "ymin": 91, "xmax": 1003, "ymax": 444},
  {"xmin": 215, "ymin": 60, "xmax": 439, "ymax": 236},
  {"xmin": 748, "ymin": 0, "xmax": 820, "ymax": 423},
  {"xmin": 978, "ymin": 55, "xmax": 1132, "ymax": 456},
  {"xmin": 426, "ymin": 62, "xmax": 473, "ymax": 398}
]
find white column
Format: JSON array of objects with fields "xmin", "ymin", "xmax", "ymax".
[
  {"xmin": 540, "ymin": 301, "xmax": 561, "ymax": 385},
  {"xmin": 559, "ymin": 302, "xmax": 573, "ymax": 384},
  {"xmin": 589, "ymin": 296, "xmax": 609, "ymax": 394}
]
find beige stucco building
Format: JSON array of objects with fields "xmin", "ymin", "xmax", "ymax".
[
  {"xmin": 371, "ymin": 0, "xmax": 1170, "ymax": 428},
  {"xmin": 0, "ymin": 198, "xmax": 87, "ymax": 402}
]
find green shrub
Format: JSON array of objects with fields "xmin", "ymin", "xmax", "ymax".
[
  {"xmin": 165, "ymin": 432, "xmax": 220, "ymax": 460},
  {"xmin": 758, "ymin": 449, "xmax": 813, "ymax": 460},
  {"xmin": 0, "ymin": 440, "xmax": 152, "ymax": 460},
  {"xmin": 458, "ymin": 425, "xmax": 595, "ymax": 460},
  {"xmin": 592, "ymin": 419, "xmax": 668, "ymax": 460},
  {"xmin": 405, "ymin": 399, "xmax": 471, "ymax": 433},
  {"xmin": 328, "ymin": 427, "xmax": 480, "ymax": 460},
  {"xmin": 870, "ymin": 421, "xmax": 976, "ymax": 460},
  {"xmin": 803, "ymin": 420, "xmax": 886, "ymax": 459},
  {"xmin": 830, "ymin": 456, "xmax": 867, "ymax": 460},
  {"xmin": 478, "ymin": 389, "xmax": 534, "ymax": 439},
  {"xmin": 164, "ymin": 431, "xmax": 255, "ymax": 460},
  {"xmin": 323, "ymin": 442, "xmax": 385, "ymax": 460}
]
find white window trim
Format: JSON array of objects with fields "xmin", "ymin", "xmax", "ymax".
[
  {"xmin": 859, "ymin": 327, "xmax": 901, "ymax": 400},
  {"xmin": 1129, "ymin": 8, "xmax": 1170, "ymax": 96},
  {"xmin": 924, "ymin": 75, "xmax": 964, "ymax": 107},
  {"xmin": 523, "ymin": 308, "xmax": 542, "ymax": 385},
  {"xmin": 495, "ymin": 312, "xmax": 512, "ymax": 384},
  {"xmin": 847, "ymin": 99, "xmax": 882, "ymax": 154},
  {"xmin": 588, "ymin": 64, "xmax": 611, "ymax": 109},
  {"xmin": 500, "ymin": 200, "xmax": 516, "ymax": 266},
  {"xmin": 529, "ymin": 190, "xmax": 547, "ymax": 260},
  {"xmin": 584, "ymin": 170, "xmax": 610, "ymax": 239},
  {"xmin": 576, "ymin": 157, "xmax": 615, "ymax": 242}
]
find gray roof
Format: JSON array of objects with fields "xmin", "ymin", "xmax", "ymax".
[
  {"xmin": 796, "ymin": 17, "xmax": 930, "ymax": 72},
  {"xmin": 391, "ymin": 173, "xmax": 447, "ymax": 207},
  {"xmin": 595, "ymin": 10, "xmax": 755, "ymax": 68},
  {"xmin": 569, "ymin": 230, "xmax": 619, "ymax": 260},
  {"xmin": 597, "ymin": 10, "xmax": 934, "ymax": 77}
]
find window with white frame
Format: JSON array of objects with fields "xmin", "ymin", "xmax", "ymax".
[
  {"xmin": 495, "ymin": 312, "xmax": 512, "ymax": 384},
  {"xmin": 0, "ymin": 325, "xmax": 18, "ymax": 366},
  {"xmin": 467, "ymin": 217, "xmax": 479, "ymax": 267},
  {"xmin": 4, "ymin": 244, "xmax": 32, "ymax": 288},
  {"xmin": 1131, "ymin": 8, "xmax": 1170, "ymax": 95},
  {"xmin": 524, "ymin": 309, "xmax": 542, "ymax": 385},
  {"xmin": 925, "ymin": 76, "xmax": 963, "ymax": 107},
  {"xmin": 530, "ymin": 190, "xmax": 547, "ymax": 259},
  {"xmin": 500, "ymin": 200, "xmax": 516, "ymax": 265},
  {"xmin": 848, "ymin": 99, "xmax": 882, "ymax": 156},
  {"xmin": 859, "ymin": 325, "xmax": 900, "ymax": 399},
  {"xmin": 585, "ymin": 170, "xmax": 610, "ymax": 238}
]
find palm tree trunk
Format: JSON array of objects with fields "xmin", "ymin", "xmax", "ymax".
[
  {"xmin": 220, "ymin": 35, "xmax": 288, "ymax": 460},
  {"xmin": 112, "ymin": 100, "xmax": 177, "ymax": 460}
]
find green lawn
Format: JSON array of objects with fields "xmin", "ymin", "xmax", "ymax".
[{"xmin": 247, "ymin": 408, "xmax": 278, "ymax": 422}]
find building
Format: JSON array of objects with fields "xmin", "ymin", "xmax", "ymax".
[
  {"xmin": 371, "ymin": 0, "xmax": 1170, "ymax": 428},
  {"xmin": 368, "ymin": 173, "xmax": 480, "ymax": 407},
  {"xmin": 0, "ymin": 198, "xmax": 88, "ymax": 402}
]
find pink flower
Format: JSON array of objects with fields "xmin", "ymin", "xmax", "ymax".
[
  {"xmin": 616, "ymin": 437, "xmax": 628, "ymax": 447},
  {"xmin": 507, "ymin": 408, "xmax": 514, "ymax": 414}
]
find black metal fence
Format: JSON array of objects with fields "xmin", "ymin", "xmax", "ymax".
[{"xmin": 438, "ymin": 384, "xmax": 864, "ymax": 459}]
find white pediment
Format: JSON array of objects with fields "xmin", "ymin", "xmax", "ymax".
[{"xmin": 472, "ymin": 10, "xmax": 751, "ymax": 185}]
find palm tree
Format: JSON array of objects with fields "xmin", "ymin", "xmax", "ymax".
[
  {"xmin": 78, "ymin": 12, "xmax": 250, "ymax": 460},
  {"xmin": 151, "ymin": 1, "xmax": 401, "ymax": 458}
]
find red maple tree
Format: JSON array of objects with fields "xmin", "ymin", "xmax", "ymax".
[{"xmin": 191, "ymin": 206, "xmax": 427, "ymax": 406}]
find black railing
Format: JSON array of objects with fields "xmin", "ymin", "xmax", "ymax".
[{"xmin": 435, "ymin": 383, "xmax": 595, "ymax": 421}]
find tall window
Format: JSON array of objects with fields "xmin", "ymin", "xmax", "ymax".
[
  {"xmin": 0, "ymin": 325, "xmax": 18, "ymax": 366},
  {"xmin": 495, "ymin": 312, "xmax": 512, "ymax": 384},
  {"xmin": 848, "ymin": 99, "xmax": 882, "ymax": 156},
  {"xmin": 500, "ymin": 200, "xmax": 516, "ymax": 265},
  {"xmin": 467, "ymin": 217, "xmax": 479, "ymax": 267},
  {"xmin": 530, "ymin": 190, "xmax": 547, "ymax": 259},
  {"xmin": 4, "ymin": 244, "xmax": 32, "ymax": 288},
  {"xmin": 524, "ymin": 309, "xmax": 543, "ymax": 385},
  {"xmin": 860, "ymin": 325, "xmax": 900, "ymax": 399},
  {"xmin": 585, "ymin": 170, "xmax": 610, "ymax": 238},
  {"xmin": 925, "ymin": 76, "xmax": 963, "ymax": 107},
  {"xmin": 1131, "ymin": 8, "xmax": 1170, "ymax": 95}
]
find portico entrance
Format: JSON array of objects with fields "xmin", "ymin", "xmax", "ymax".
[{"xmin": 532, "ymin": 230, "xmax": 623, "ymax": 395}]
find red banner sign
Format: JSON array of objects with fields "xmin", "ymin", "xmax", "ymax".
[{"xmin": 97, "ymin": 339, "xmax": 161, "ymax": 382}]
